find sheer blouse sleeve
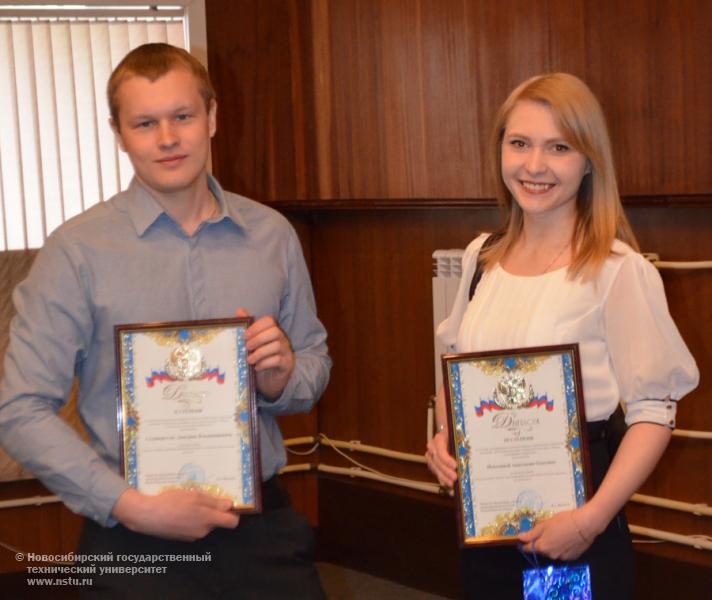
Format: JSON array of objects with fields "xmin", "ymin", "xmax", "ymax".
[
  {"xmin": 604, "ymin": 252, "xmax": 699, "ymax": 427},
  {"xmin": 436, "ymin": 233, "xmax": 490, "ymax": 350}
]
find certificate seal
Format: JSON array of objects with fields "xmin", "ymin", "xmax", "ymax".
[
  {"xmin": 178, "ymin": 463, "xmax": 206, "ymax": 484},
  {"xmin": 166, "ymin": 342, "xmax": 206, "ymax": 380},
  {"xmin": 516, "ymin": 490, "xmax": 543, "ymax": 512},
  {"xmin": 493, "ymin": 372, "xmax": 535, "ymax": 409}
]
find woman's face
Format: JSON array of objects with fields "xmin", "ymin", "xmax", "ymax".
[{"xmin": 501, "ymin": 100, "xmax": 589, "ymax": 223}]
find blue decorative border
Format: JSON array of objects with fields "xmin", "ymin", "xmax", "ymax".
[
  {"xmin": 236, "ymin": 326, "xmax": 254, "ymax": 505},
  {"xmin": 450, "ymin": 362, "xmax": 476, "ymax": 538},
  {"xmin": 562, "ymin": 352, "xmax": 585, "ymax": 506},
  {"xmin": 122, "ymin": 332, "xmax": 138, "ymax": 488}
]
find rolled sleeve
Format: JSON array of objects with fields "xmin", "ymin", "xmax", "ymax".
[
  {"xmin": 604, "ymin": 253, "xmax": 698, "ymax": 427},
  {"xmin": 625, "ymin": 397, "xmax": 677, "ymax": 429}
]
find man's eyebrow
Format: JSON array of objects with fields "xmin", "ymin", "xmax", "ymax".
[{"xmin": 127, "ymin": 105, "xmax": 197, "ymax": 120}]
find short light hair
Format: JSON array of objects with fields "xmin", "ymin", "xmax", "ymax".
[
  {"xmin": 107, "ymin": 43, "xmax": 215, "ymax": 129},
  {"xmin": 481, "ymin": 73, "xmax": 638, "ymax": 280}
]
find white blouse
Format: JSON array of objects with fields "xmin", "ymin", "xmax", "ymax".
[{"xmin": 437, "ymin": 234, "xmax": 699, "ymax": 426}]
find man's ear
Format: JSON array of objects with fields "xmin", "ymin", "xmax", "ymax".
[
  {"xmin": 208, "ymin": 98, "xmax": 217, "ymax": 139},
  {"xmin": 110, "ymin": 118, "xmax": 127, "ymax": 152}
]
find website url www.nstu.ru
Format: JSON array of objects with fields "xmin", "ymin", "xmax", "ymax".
[{"xmin": 26, "ymin": 577, "xmax": 93, "ymax": 586}]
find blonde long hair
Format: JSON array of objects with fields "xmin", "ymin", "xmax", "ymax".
[{"xmin": 479, "ymin": 73, "xmax": 638, "ymax": 280}]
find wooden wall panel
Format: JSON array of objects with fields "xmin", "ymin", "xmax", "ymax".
[
  {"xmin": 206, "ymin": 0, "xmax": 317, "ymax": 200},
  {"xmin": 209, "ymin": 0, "xmax": 711, "ymax": 203},
  {"xmin": 313, "ymin": 0, "xmax": 553, "ymax": 199},
  {"xmin": 314, "ymin": 0, "xmax": 711, "ymax": 200},
  {"xmin": 547, "ymin": 0, "xmax": 586, "ymax": 75},
  {"xmin": 582, "ymin": 0, "xmax": 712, "ymax": 195},
  {"xmin": 206, "ymin": 0, "xmax": 257, "ymax": 196},
  {"xmin": 317, "ymin": 476, "xmax": 461, "ymax": 598}
]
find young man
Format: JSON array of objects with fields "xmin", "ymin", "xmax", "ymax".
[{"xmin": 0, "ymin": 43, "xmax": 331, "ymax": 598}]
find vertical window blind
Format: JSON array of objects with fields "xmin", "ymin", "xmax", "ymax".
[{"xmin": 0, "ymin": 12, "xmax": 186, "ymax": 250}]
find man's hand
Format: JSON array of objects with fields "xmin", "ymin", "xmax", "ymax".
[
  {"xmin": 235, "ymin": 308, "xmax": 295, "ymax": 399},
  {"xmin": 112, "ymin": 488, "xmax": 239, "ymax": 541}
]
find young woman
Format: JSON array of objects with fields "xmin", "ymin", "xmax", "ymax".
[{"xmin": 426, "ymin": 73, "xmax": 698, "ymax": 599}]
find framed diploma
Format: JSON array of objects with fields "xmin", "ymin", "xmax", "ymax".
[
  {"xmin": 442, "ymin": 344, "xmax": 591, "ymax": 547},
  {"xmin": 115, "ymin": 318, "xmax": 261, "ymax": 513}
]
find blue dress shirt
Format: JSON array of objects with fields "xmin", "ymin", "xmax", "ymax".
[{"xmin": 0, "ymin": 176, "xmax": 331, "ymax": 525}]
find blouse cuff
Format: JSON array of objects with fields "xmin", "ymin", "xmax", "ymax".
[{"xmin": 625, "ymin": 397, "xmax": 677, "ymax": 429}]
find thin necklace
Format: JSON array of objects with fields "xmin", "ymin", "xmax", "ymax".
[{"xmin": 541, "ymin": 241, "xmax": 570, "ymax": 274}]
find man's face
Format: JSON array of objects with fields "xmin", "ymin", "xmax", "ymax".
[{"xmin": 112, "ymin": 68, "xmax": 216, "ymax": 200}]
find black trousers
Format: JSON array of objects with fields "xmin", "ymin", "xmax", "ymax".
[
  {"xmin": 462, "ymin": 414, "xmax": 635, "ymax": 600},
  {"xmin": 78, "ymin": 477, "xmax": 325, "ymax": 600}
]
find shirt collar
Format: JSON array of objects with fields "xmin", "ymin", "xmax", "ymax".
[
  {"xmin": 123, "ymin": 175, "xmax": 249, "ymax": 236},
  {"xmin": 209, "ymin": 175, "xmax": 249, "ymax": 231}
]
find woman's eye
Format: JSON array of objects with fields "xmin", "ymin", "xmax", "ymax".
[
  {"xmin": 176, "ymin": 114, "xmax": 191, "ymax": 121},
  {"xmin": 509, "ymin": 139, "xmax": 526, "ymax": 149},
  {"xmin": 554, "ymin": 143, "xmax": 570, "ymax": 153}
]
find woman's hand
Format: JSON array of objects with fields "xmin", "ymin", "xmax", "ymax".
[
  {"xmin": 428, "ymin": 387, "xmax": 458, "ymax": 487},
  {"xmin": 426, "ymin": 429, "xmax": 458, "ymax": 488},
  {"xmin": 518, "ymin": 507, "xmax": 600, "ymax": 561}
]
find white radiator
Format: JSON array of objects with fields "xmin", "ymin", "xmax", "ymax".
[{"xmin": 431, "ymin": 249, "xmax": 464, "ymax": 394}]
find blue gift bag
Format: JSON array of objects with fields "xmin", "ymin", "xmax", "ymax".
[{"xmin": 522, "ymin": 563, "xmax": 592, "ymax": 599}]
